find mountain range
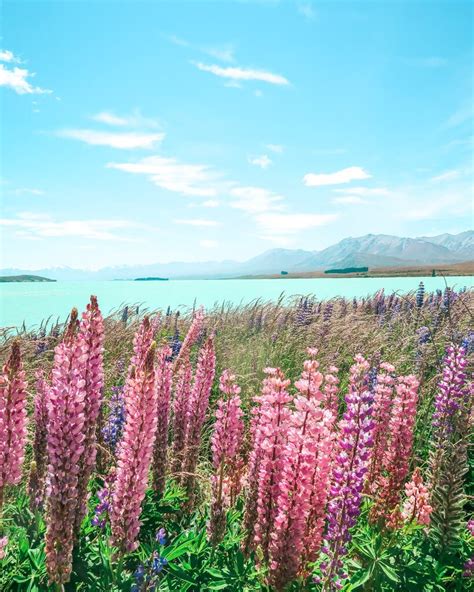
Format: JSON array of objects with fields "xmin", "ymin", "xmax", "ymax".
[{"xmin": 2, "ymin": 231, "xmax": 473, "ymax": 281}]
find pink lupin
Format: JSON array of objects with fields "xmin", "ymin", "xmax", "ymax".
[
  {"xmin": 0, "ymin": 341, "xmax": 28, "ymax": 508},
  {"xmin": 28, "ymin": 370, "xmax": 49, "ymax": 511},
  {"xmin": 45, "ymin": 310, "xmax": 87, "ymax": 585},
  {"xmin": 74, "ymin": 295, "xmax": 105, "ymax": 534},
  {"xmin": 182, "ymin": 335, "xmax": 216, "ymax": 509},
  {"xmin": 208, "ymin": 370, "xmax": 244, "ymax": 545},
  {"xmin": 171, "ymin": 357, "xmax": 193, "ymax": 477},
  {"xmin": 152, "ymin": 345, "xmax": 173, "ymax": 495},
  {"xmin": 110, "ymin": 341, "xmax": 158, "ymax": 554}
]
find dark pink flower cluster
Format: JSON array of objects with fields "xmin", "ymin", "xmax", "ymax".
[
  {"xmin": 110, "ymin": 338, "xmax": 158, "ymax": 554},
  {"xmin": 319, "ymin": 354, "xmax": 374, "ymax": 591},
  {"xmin": 370, "ymin": 374, "xmax": 419, "ymax": 528},
  {"xmin": 28, "ymin": 370, "xmax": 49, "ymax": 511},
  {"xmin": 208, "ymin": 370, "xmax": 244, "ymax": 544},
  {"xmin": 0, "ymin": 342, "xmax": 28, "ymax": 500},
  {"xmin": 152, "ymin": 346, "xmax": 173, "ymax": 495}
]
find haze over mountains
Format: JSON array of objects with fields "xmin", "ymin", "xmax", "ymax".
[{"xmin": 3, "ymin": 231, "xmax": 473, "ymax": 281}]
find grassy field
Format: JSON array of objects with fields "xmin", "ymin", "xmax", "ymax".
[
  {"xmin": 240, "ymin": 260, "xmax": 474, "ymax": 279},
  {"xmin": 0, "ymin": 286, "xmax": 472, "ymax": 591}
]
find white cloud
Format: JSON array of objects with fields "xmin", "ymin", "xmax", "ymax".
[
  {"xmin": 0, "ymin": 64, "xmax": 52, "ymax": 95},
  {"xmin": 266, "ymin": 144, "xmax": 284, "ymax": 153},
  {"xmin": 90, "ymin": 110, "xmax": 161, "ymax": 129},
  {"xmin": 193, "ymin": 61, "xmax": 289, "ymax": 85},
  {"xmin": 203, "ymin": 46, "xmax": 235, "ymax": 63},
  {"xmin": 200, "ymin": 239, "xmax": 218, "ymax": 248},
  {"xmin": 333, "ymin": 186, "xmax": 391, "ymax": 196},
  {"xmin": 107, "ymin": 155, "xmax": 219, "ymax": 196},
  {"xmin": 333, "ymin": 196, "xmax": 368, "ymax": 205},
  {"xmin": 304, "ymin": 166, "xmax": 371, "ymax": 187},
  {"xmin": 256, "ymin": 213, "xmax": 338, "ymax": 235},
  {"xmin": 0, "ymin": 49, "xmax": 21, "ymax": 63},
  {"xmin": 0, "ymin": 213, "xmax": 138, "ymax": 241},
  {"xmin": 175, "ymin": 218, "xmax": 219, "ymax": 227},
  {"xmin": 406, "ymin": 57, "xmax": 447, "ymax": 67},
  {"xmin": 249, "ymin": 154, "xmax": 272, "ymax": 169},
  {"xmin": 12, "ymin": 187, "xmax": 45, "ymax": 196},
  {"xmin": 430, "ymin": 170, "xmax": 460, "ymax": 183},
  {"xmin": 201, "ymin": 199, "xmax": 220, "ymax": 208},
  {"xmin": 91, "ymin": 112, "xmax": 130, "ymax": 126},
  {"xmin": 58, "ymin": 129, "xmax": 165, "ymax": 149},
  {"xmin": 297, "ymin": 2, "xmax": 317, "ymax": 20},
  {"xmin": 167, "ymin": 35, "xmax": 235, "ymax": 62},
  {"xmin": 230, "ymin": 186, "xmax": 285, "ymax": 213}
]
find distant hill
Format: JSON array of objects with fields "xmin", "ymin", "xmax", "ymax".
[
  {"xmin": 1, "ymin": 230, "xmax": 472, "ymax": 280},
  {"xmin": 0, "ymin": 274, "xmax": 56, "ymax": 283}
]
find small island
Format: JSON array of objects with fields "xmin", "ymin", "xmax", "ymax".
[
  {"xmin": 134, "ymin": 277, "xmax": 169, "ymax": 282},
  {"xmin": 0, "ymin": 275, "xmax": 56, "ymax": 283}
]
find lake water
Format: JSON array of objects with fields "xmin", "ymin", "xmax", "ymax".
[{"xmin": 1, "ymin": 276, "xmax": 472, "ymax": 329}]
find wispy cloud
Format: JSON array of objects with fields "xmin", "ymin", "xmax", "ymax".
[
  {"xmin": 249, "ymin": 154, "xmax": 272, "ymax": 169},
  {"xmin": 193, "ymin": 62, "xmax": 290, "ymax": 85},
  {"xmin": 200, "ymin": 239, "xmax": 218, "ymax": 248},
  {"xmin": 304, "ymin": 166, "xmax": 371, "ymax": 187},
  {"xmin": 11, "ymin": 187, "xmax": 45, "ymax": 196},
  {"xmin": 430, "ymin": 170, "xmax": 460, "ymax": 183},
  {"xmin": 332, "ymin": 195, "xmax": 368, "ymax": 205},
  {"xmin": 405, "ymin": 57, "xmax": 447, "ymax": 67},
  {"xmin": 256, "ymin": 213, "xmax": 338, "ymax": 236},
  {"xmin": 266, "ymin": 144, "xmax": 284, "ymax": 153},
  {"xmin": 90, "ymin": 110, "xmax": 161, "ymax": 129},
  {"xmin": 174, "ymin": 218, "xmax": 219, "ymax": 227},
  {"xmin": 297, "ymin": 2, "xmax": 317, "ymax": 20},
  {"xmin": 167, "ymin": 35, "xmax": 235, "ymax": 63},
  {"xmin": 0, "ymin": 62, "xmax": 52, "ymax": 95},
  {"xmin": 107, "ymin": 155, "xmax": 219, "ymax": 196},
  {"xmin": 0, "ymin": 212, "xmax": 139, "ymax": 240},
  {"xmin": 201, "ymin": 199, "xmax": 220, "ymax": 208},
  {"xmin": 0, "ymin": 49, "xmax": 22, "ymax": 63},
  {"xmin": 58, "ymin": 129, "xmax": 165, "ymax": 149},
  {"xmin": 230, "ymin": 186, "xmax": 285, "ymax": 213},
  {"xmin": 443, "ymin": 102, "xmax": 473, "ymax": 129},
  {"xmin": 333, "ymin": 186, "xmax": 391, "ymax": 196}
]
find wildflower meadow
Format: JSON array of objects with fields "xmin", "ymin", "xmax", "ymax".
[{"xmin": 0, "ymin": 285, "xmax": 472, "ymax": 591}]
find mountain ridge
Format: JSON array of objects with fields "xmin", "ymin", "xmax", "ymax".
[{"xmin": 2, "ymin": 231, "xmax": 473, "ymax": 280}]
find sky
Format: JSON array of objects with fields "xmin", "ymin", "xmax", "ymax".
[{"xmin": 1, "ymin": 0, "xmax": 472, "ymax": 270}]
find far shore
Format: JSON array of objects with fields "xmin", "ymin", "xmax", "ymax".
[{"xmin": 236, "ymin": 261, "xmax": 474, "ymax": 280}]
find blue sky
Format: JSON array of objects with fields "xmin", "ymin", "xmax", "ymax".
[{"xmin": 1, "ymin": 0, "xmax": 472, "ymax": 270}]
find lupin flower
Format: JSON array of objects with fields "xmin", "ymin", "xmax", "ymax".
[
  {"xmin": 366, "ymin": 363, "xmax": 395, "ymax": 490},
  {"xmin": 0, "ymin": 341, "xmax": 28, "ymax": 504},
  {"xmin": 432, "ymin": 344, "xmax": 468, "ymax": 438},
  {"xmin": 242, "ymin": 369, "xmax": 281, "ymax": 556},
  {"xmin": 182, "ymin": 335, "xmax": 216, "ymax": 509},
  {"xmin": 208, "ymin": 370, "xmax": 244, "ymax": 545},
  {"xmin": 0, "ymin": 536, "xmax": 7, "ymax": 560},
  {"xmin": 110, "ymin": 340, "xmax": 159, "ymax": 554},
  {"xmin": 102, "ymin": 385, "xmax": 126, "ymax": 452},
  {"xmin": 131, "ymin": 551, "xmax": 168, "ymax": 592},
  {"xmin": 269, "ymin": 351, "xmax": 335, "ymax": 590},
  {"xmin": 320, "ymin": 354, "xmax": 374, "ymax": 591},
  {"xmin": 252, "ymin": 369, "xmax": 292, "ymax": 562},
  {"xmin": 45, "ymin": 309, "xmax": 86, "ymax": 585},
  {"xmin": 74, "ymin": 295, "xmax": 105, "ymax": 534},
  {"xmin": 28, "ymin": 370, "xmax": 49, "ymax": 511},
  {"xmin": 401, "ymin": 467, "xmax": 432, "ymax": 526},
  {"xmin": 370, "ymin": 374, "xmax": 419, "ymax": 528},
  {"xmin": 152, "ymin": 346, "xmax": 173, "ymax": 495},
  {"xmin": 171, "ymin": 358, "xmax": 193, "ymax": 477},
  {"xmin": 416, "ymin": 281, "xmax": 425, "ymax": 308},
  {"xmin": 322, "ymin": 365, "xmax": 340, "ymax": 416},
  {"xmin": 173, "ymin": 307, "xmax": 204, "ymax": 371}
]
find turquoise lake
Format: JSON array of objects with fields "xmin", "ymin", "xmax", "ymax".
[{"xmin": 1, "ymin": 276, "xmax": 472, "ymax": 329}]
